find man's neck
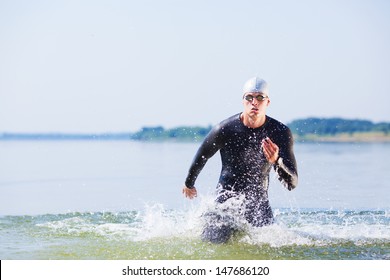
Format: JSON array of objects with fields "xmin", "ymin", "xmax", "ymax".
[{"xmin": 241, "ymin": 113, "xmax": 266, "ymax": 128}]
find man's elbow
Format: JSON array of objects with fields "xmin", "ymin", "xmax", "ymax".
[{"xmin": 287, "ymin": 175, "xmax": 298, "ymax": 191}]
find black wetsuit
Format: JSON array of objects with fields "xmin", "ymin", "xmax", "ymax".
[{"xmin": 185, "ymin": 113, "xmax": 298, "ymax": 243}]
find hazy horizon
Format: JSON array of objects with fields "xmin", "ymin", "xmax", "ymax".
[{"xmin": 0, "ymin": 115, "xmax": 388, "ymax": 134}]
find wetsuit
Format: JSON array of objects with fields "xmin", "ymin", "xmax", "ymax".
[{"xmin": 185, "ymin": 113, "xmax": 298, "ymax": 243}]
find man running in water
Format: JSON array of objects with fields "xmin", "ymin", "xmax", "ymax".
[{"xmin": 182, "ymin": 77, "xmax": 298, "ymax": 243}]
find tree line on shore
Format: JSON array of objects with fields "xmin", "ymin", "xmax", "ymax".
[
  {"xmin": 288, "ymin": 117, "xmax": 390, "ymax": 136},
  {"xmin": 1, "ymin": 117, "xmax": 389, "ymax": 141}
]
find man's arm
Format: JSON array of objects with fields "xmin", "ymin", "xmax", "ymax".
[
  {"xmin": 263, "ymin": 127, "xmax": 298, "ymax": 191},
  {"xmin": 184, "ymin": 124, "xmax": 222, "ymax": 190},
  {"xmin": 273, "ymin": 127, "xmax": 298, "ymax": 190}
]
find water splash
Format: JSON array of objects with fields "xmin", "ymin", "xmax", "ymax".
[
  {"xmin": 32, "ymin": 198, "xmax": 390, "ymax": 248},
  {"xmin": 2, "ymin": 203, "xmax": 390, "ymax": 259}
]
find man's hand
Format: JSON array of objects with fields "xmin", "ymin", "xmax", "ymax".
[
  {"xmin": 261, "ymin": 137, "xmax": 279, "ymax": 164},
  {"xmin": 182, "ymin": 186, "xmax": 197, "ymax": 199}
]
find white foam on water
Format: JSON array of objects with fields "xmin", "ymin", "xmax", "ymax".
[
  {"xmin": 128, "ymin": 196, "xmax": 370, "ymax": 247},
  {"xmin": 272, "ymin": 210, "xmax": 390, "ymax": 246},
  {"xmin": 240, "ymin": 223, "xmax": 316, "ymax": 247},
  {"xmin": 35, "ymin": 198, "xmax": 390, "ymax": 248},
  {"xmin": 130, "ymin": 203, "xmax": 197, "ymax": 241},
  {"xmin": 288, "ymin": 219, "xmax": 390, "ymax": 243},
  {"xmin": 36, "ymin": 216, "xmax": 136, "ymax": 238}
]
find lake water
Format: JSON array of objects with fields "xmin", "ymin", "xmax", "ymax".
[{"xmin": 0, "ymin": 141, "xmax": 389, "ymax": 259}]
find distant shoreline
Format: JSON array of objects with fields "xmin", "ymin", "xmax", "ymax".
[
  {"xmin": 294, "ymin": 132, "xmax": 390, "ymax": 143},
  {"xmin": 1, "ymin": 131, "xmax": 390, "ymax": 143},
  {"xmin": 1, "ymin": 117, "xmax": 390, "ymax": 143}
]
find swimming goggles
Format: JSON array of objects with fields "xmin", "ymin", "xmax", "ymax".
[{"xmin": 244, "ymin": 95, "xmax": 268, "ymax": 102}]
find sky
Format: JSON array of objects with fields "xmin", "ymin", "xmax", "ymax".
[{"xmin": 1, "ymin": 0, "xmax": 390, "ymax": 133}]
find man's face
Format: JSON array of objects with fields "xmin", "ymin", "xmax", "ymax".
[{"xmin": 242, "ymin": 92, "xmax": 270, "ymax": 117}]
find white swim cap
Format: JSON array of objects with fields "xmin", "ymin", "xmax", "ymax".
[{"xmin": 243, "ymin": 77, "xmax": 269, "ymax": 96}]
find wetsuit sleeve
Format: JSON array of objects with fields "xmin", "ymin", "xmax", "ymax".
[
  {"xmin": 184, "ymin": 125, "xmax": 222, "ymax": 188},
  {"xmin": 273, "ymin": 127, "xmax": 298, "ymax": 190}
]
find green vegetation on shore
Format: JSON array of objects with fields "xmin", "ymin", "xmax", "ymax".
[
  {"xmin": 1, "ymin": 117, "xmax": 390, "ymax": 142},
  {"xmin": 131, "ymin": 126, "xmax": 211, "ymax": 142},
  {"xmin": 288, "ymin": 118, "xmax": 390, "ymax": 142}
]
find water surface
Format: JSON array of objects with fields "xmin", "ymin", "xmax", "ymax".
[{"xmin": 1, "ymin": 141, "xmax": 389, "ymax": 259}]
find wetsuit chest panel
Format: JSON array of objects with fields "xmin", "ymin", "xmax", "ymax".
[{"xmin": 218, "ymin": 116, "xmax": 272, "ymax": 191}]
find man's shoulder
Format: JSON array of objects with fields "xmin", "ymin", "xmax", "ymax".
[
  {"xmin": 220, "ymin": 113, "xmax": 241, "ymax": 124},
  {"xmin": 220, "ymin": 113, "xmax": 241, "ymax": 126},
  {"xmin": 209, "ymin": 113, "xmax": 241, "ymax": 135},
  {"xmin": 266, "ymin": 116, "xmax": 291, "ymax": 132}
]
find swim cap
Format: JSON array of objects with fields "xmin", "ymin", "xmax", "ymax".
[{"xmin": 243, "ymin": 77, "xmax": 269, "ymax": 96}]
